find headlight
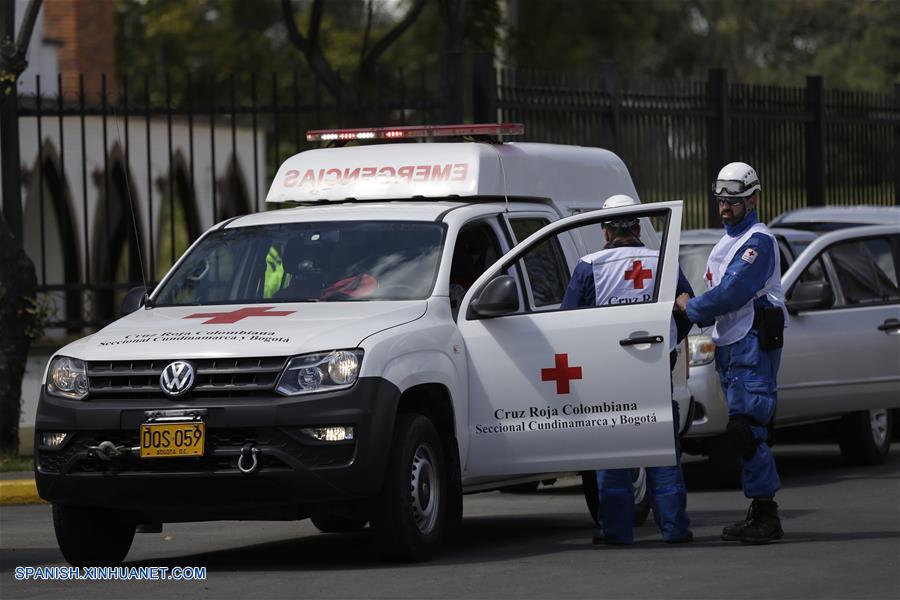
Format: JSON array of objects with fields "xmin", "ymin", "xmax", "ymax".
[
  {"xmin": 276, "ymin": 350, "xmax": 364, "ymax": 396},
  {"xmin": 46, "ymin": 356, "xmax": 89, "ymax": 400},
  {"xmin": 688, "ymin": 334, "xmax": 715, "ymax": 367}
]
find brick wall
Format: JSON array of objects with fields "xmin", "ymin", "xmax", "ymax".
[{"xmin": 43, "ymin": 0, "xmax": 117, "ymax": 102}]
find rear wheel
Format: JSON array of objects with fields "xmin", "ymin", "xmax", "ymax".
[
  {"xmin": 839, "ymin": 409, "xmax": 892, "ymax": 465},
  {"xmin": 52, "ymin": 504, "xmax": 135, "ymax": 566},
  {"xmin": 371, "ymin": 414, "xmax": 447, "ymax": 562},
  {"xmin": 581, "ymin": 468, "xmax": 651, "ymax": 527}
]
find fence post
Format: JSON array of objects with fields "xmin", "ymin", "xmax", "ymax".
[
  {"xmin": 445, "ymin": 51, "xmax": 464, "ymax": 123},
  {"xmin": 895, "ymin": 82, "xmax": 899, "ymax": 206},
  {"xmin": 805, "ymin": 75, "xmax": 826, "ymax": 207},
  {"xmin": 601, "ymin": 61, "xmax": 620, "ymax": 153},
  {"xmin": 0, "ymin": 0, "xmax": 23, "ymax": 241},
  {"xmin": 472, "ymin": 52, "xmax": 497, "ymax": 123},
  {"xmin": 706, "ymin": 68, "xmax": 728, "ymax": 228}
]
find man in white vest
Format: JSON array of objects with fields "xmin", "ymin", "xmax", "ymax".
[
  {"xmin": 562, "ymin": 194, "xmax": 694, "ymax": 545},
  {"xmin": 676, "ymin": 162, "xmax": 787, "ymax": 544}
]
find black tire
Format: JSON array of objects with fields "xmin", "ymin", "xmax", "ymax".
[
  {"xmin": 631, "ymin": 468, "xmax": 651, "ymax": 527},
  {"xmin": 310, "ymin": 513, "xmax": 368, "ymax": 533},
  {"xmin": 707, "ymin": 434, "xmax": 742, "ymax": 488},
  {"xmin": 52, "ymin": 504, "xmax": 135, "ymax": 567},
  {"xmin": 371, "ymin": 414, "xmax": 447, "ymax": 562},
  {"xmin": 839, "ymin": 408, "xmax": 892, "ymax": 465},
  {"xmin": 581, "ymin": 469, "xmax": 650, "ymax": 527}
]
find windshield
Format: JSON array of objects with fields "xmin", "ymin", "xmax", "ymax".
[
  {"xmin": 153, "ymin": 221, "xmax": 446, "ymax": 306},
  {"xmin": 679, "ymin": 243, "xmax": 714, "ymax": 296}
]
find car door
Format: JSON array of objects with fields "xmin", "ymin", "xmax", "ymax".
[
  {"xmin": 458, "ymin": 201, "xmax": 683, "ymax": 477},
  {"xmin": 779, "ymin": 226, "xmax": 900, "ymax": 421}
]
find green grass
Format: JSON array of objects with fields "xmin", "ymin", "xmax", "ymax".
[{"xmin": 0, "ymin": 454, "xmax": 34, "ymax": 473}]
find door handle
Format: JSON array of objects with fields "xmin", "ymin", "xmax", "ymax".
[
  {"xmin": 877, "ymin": 318, "xmax": 900, "ymax": 333},
  {"xmin": 619, "ymin": 335, "xmax": 664, "ymax": 347}
]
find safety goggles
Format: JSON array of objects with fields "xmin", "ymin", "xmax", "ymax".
[
  {"xmin": 603, "ymin": 217, "xmax": 639, "ymax": 228},
  {"xmin": 716, "ymin": 196, "xmax": 746, "ymax": 206},
  {"xmin": 712, "ymin": 179, "xmax": 759, "ymax": 197}
]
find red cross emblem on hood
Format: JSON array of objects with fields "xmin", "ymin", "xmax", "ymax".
[
  {"xmin": 624, "ymin": 260, "xmax": 653, "ymax": 289},
  {"xmin": 184, "ymin": 306, "xmax": 295, "ymax": 324}
]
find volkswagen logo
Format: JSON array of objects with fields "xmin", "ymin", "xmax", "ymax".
[{"xmin": 160, "ymin": 361, "xmax": 195, "ymax": 398}]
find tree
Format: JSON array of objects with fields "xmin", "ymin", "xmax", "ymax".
[
  {"xmin": 280, "ymin": 0, "xmax": 427, "ymax": 116},
  {"xmin": 0, "ymin": 0, "xmax": 42, "ymax": 454},
  {"xmin": 510, "ymin": 0, "xmax": 898, "ymax": 92}
]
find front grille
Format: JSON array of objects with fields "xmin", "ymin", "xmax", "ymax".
[
  {"xmin": 88, "ymin": 357, "xmax": 288, "ymax": 399},
  {"xmin": 37, "ymin": 428, "xmax": 354, "ymax": 475}
]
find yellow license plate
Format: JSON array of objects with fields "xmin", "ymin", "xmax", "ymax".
[{"xmin": 140, "ymin": 422, "xmax": 205, "ymax": 458}]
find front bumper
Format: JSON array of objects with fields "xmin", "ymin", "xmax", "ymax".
[{"xmin": 34, "ymin": 377, "xmax": 399, "ymax": 521}]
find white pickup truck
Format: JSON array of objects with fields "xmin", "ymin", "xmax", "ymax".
[{"xmin": 35, "ymin": 124, "xmax": 689, "ymax": 564}]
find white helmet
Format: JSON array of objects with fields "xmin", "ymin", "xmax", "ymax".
[
  {"xmin": 601, "ymin": 194, "xmax": 640, "ymax": 228},
  {"xmin": 713, "ymin": 162, "xmax": 760, "ymax": 197}
]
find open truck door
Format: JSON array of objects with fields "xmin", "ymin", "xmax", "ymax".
[{"xmin": 459, "ymin": 201, "xmax": 684, "ymax": 477}]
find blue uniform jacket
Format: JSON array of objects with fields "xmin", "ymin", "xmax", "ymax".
[{"xmin": 685, "ymin": 211, "xmax": 777, "ymax": 327}]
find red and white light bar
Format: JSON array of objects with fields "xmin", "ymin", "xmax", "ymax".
[{"xmin": 306, "ymin": 123, "xmax": 524, "ymax": 142}]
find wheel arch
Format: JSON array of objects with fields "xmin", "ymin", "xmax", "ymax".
[{"xmin": 397, "ymin": 383, "xmax": 463, "ymax": 524}]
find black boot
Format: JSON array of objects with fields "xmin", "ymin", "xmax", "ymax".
[
  {"xmin": 721, "ymin": 499, "xmax": 784, "ymax": 544},
  {"xmin": 721, "ymin": 503, "xmax": 753, "ymax": 541}
]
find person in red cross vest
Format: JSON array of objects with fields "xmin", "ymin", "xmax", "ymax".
[
  {"xmin": 561, "ymin": 194, "xmax": 694, "ymax": 545},
  {"xmin": 676, "ymin": 161, "xmax": 787, "ymax": 544}
]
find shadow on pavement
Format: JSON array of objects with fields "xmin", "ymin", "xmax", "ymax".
[
  {"xmin": 0, "ymin": 548, "xmax": 64, "ymax": 571},
  {"xmin": 682, "ymin": 446, "xmax": 899, "ymax": 491}
]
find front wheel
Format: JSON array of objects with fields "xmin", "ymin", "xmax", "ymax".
[
  {"xmin": 839, "ymin": 408, "xmax": 892, "ymax": 465},
  {"xmin": 371, "ymin": 414, "xmax": 447, "ymax": 562},
  {"xmin": 52, "ymin": 504, "xmax": 135, "ymax": 566}
]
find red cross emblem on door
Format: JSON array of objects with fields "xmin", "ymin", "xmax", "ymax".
[
  {"xmin": 183, "ymin": 306, "xmax": 295, "ymax": 324},
  {"xmin": 541, "ymin": 353, "xmax": 583, "ymax": 395},
  {"xmin": 624, "ymin": 260, "xmax": 653, "ymax": 289}
]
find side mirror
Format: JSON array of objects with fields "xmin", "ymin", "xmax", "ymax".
[
  {"xmin": 468, "ymin": 275, "xmax": 519, "ymax": 319},
  {"xmin": 786, "ymin": 281, "xmax": 834, "ymax": 314},
  {"xmin": 121, "ymin": 286, "xmax": 150, "ymax": 316}
]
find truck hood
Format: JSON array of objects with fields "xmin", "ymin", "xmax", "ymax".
[{"xmin": 57, "ymin": 302, "xmax": 427, "ymax": 361}]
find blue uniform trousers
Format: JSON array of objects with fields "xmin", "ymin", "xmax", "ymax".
[
  {"xmin": 595, "ymin": 401, "xmax": 690, "ymax": 544},
  {"xmin": 714, "ymin": 329, "xmax": 781, "ymax": 499}
]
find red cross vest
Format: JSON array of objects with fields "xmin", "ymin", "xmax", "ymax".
[
  {"xmin": 584, "ymin": 246, "xmax": 677, "ymax": 351},
  {"xmin": 704, "ymin": 223, "xmax": 787, "ymax": 346}
]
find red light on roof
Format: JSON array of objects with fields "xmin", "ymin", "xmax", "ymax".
[{"xmin": 306, "ymin": 123, "xmax": 524, "ymax": 142}]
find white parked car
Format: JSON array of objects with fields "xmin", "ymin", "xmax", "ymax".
[
  {"xmin": 679, "ymin": 224, "xmax": 900, "ymax": 477},
  {"xmin": 35, "ymin": 125, "xmax": 690, "ymax": 565}
]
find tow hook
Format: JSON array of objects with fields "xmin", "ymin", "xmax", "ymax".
[
  {"xmin": 237, "ymin": 444, "xmax": 260, "ymax": 474},
  {"xmin": 87, "ymin": 441, "xmax": 138, "ymax": 461}
]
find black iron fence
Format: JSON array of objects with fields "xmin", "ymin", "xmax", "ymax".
[
  {"xmin": 5, "ymin": 52, "xmax": 899, "ymax": 333},
  {"xmin": 483, "ymin": 56, "xmax": 900, "ymax": 228},
  {"xmin": 8, "ymin": 68, "xmax": 446, "ymax": 333}
]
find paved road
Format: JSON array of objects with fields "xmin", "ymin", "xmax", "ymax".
[{"xmin": 2, "ymin": 444, "xmax": 898, "ymax": 600}]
